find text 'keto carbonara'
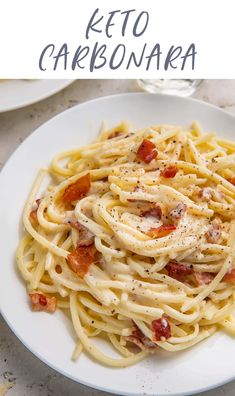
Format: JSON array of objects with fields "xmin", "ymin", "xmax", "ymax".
[{"xmin": 17, "ymin": 122, "xmax": 235, "ymax": 367}]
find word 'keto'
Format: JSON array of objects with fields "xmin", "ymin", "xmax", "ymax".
[{"xmin": 38, "ymin": 8, "xmax": 196, "ymax": 72}]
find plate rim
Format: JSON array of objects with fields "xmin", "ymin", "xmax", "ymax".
[
  {"xmin": 0, "ymin": 79, "xmax": 75, "ymax": 113},
  {"xmin": 1, "ymin": 91, "xmax": 235, "ymax": 177},
  {"xmin": 1, "ymin": 92, "xmax": 235, "ymax": 396}
]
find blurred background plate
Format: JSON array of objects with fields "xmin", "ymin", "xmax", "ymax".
[{"xmin": 0, "ymin": 79, "xmax": 74, "ymax": 112}]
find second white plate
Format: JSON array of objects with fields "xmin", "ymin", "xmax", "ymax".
[{"xmin": 0, "ymin": 79, "xmax": 74, "ymax": 112}]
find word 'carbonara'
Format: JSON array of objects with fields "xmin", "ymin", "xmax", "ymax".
[{"xmin": 17, "ymin": 122, "xmax": 235, "ymax": 367}]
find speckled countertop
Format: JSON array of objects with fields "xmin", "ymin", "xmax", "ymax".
[{"xmin": 1, "ymin": 79, "xmax": 235, "ymax": 396}]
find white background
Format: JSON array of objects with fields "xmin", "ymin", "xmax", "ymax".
[{"xmin": 1, "ymin": 0, "xmax": 235, "ymax": 78}]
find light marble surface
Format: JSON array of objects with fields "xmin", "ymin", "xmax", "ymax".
[{"xmin": 1, "ymin": 79, "xmax": 235, "ymax": 396}]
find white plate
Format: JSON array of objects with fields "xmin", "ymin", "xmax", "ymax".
[
  {"xmin": 0, "ymin": 79, "xmax": 74, "ymax": 112},
  {"xmin": 0, "ymin": 93, "xmax": 235, "ymax": 396}
]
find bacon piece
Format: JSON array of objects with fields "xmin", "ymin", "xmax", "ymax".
[
  {"xmin": 66, "ymin": 220, "xmax": 94, "ymax": 246},
  {"xmin": 67, "ymin": 244, "xmax": 97, "ymax": 278},
  {"xmin": 62, "ymin": 173, "xmax": 91, "ymax": 203},
  {"xmin": 141, "ymin": 205, "xmax": 162, "ymax": 220},
  {"xmin": 151, "ymin": 317, "xmax": 171, "ymax": 341},
  {"xmin": 147, "ymin": 224, "xmax": 176, "ymax": 238},
  {"xmin": 205, "ymin": 224, "xmax": 221, "ymax": 244},
  {"xmin": 126, "ymin": 324, "xmax": 157, "ymax": 352},
  {"xmin": 30, "ymin": 199, "xmax": 41, "ymax": 223},
  {"xmin": 126, "ymin": 336, "xmax": 156, "ymax": 352},
  {"xmin": 199, "ymin": 187, "xmax": 223, "ymax": 202},
  {"xmin": 160, "ymin": 166, "xmax": 178, "ymax": 178},
  {"xmin": 132, "ymin": 324, "xmax": 145, "ymax": 339},
  {"xmin": 166, "ymin": 260, "xmax": 193, "ymax": 282},
  {"xmin": 223, "ymin": 268, "xmax": 235, "ymax": 282},
  {"xmin": 108, "ymin": 131, "xmax": 122, "ymax": 139},
  {"xmin": 136, "ymin": 139, "xmax": 158, "ymax": 164},
  {"xmin": 227, "ymin": 176, "xmax": 235, "ymax": 186},
  {"xmin": 29, "ymin": 293, "xmax": 56, "ymax": 313},
  {"xmin": 193, "ymin": 272, "xmax": 214, "ymax": 286},
  {"xmin": 170, "ymin": 203, "xmax": 187, "ymax": 221},
  {"xmin": 198, "ymin": 187, "xmax": 213, "ymax": 202}
]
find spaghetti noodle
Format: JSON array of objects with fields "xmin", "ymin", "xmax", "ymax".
[{"xmin": 17, "ymin": 121, "xmax": 235, "ymax": 367}]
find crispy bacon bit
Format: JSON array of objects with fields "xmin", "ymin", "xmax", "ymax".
[
  {"xmin": 29, "ymin": 293, "xmax": 56, "ymax": 313},
  {"xmin": 126, "ymin": 336, "xmax": 156, "ymax": 352},
  {"xmin": 223, "ymin": 268, "xmax": 235, "ymax": 282},
  {"xmin": 108, "ymin": 131, "xmax": 122, "ymax": 139},
  {"xmin": 151, "ymin": 317, "xmax": 171, "ymax": 341},
  {"xmin": 205, "ymin": 224, "xmax": 221, "ymax": 244},
  {"xmin": 141, "ymin": 205, "xmax": 162, "ymax": 220},
  {"xmin": 193, "ymin": 272, "xmax": 214, "ymax": 286},
  {"xmin": 132, "ymin": 324, "xmax": 145, "ymax": 339},
  {"xmin": 62, "ymin": 173, "xmax": 91, "ymax": 203},
  {"xmin": 166, "ymin": 260, "xmax": 193, "ymax": 282},
  {"xmin": 126, "ymin": 324, "xmax": 156, "ymax": 352},
  {"xmin": 198, "ymin": 187, "xmax": 213, "ymax": 202},
  {"xmin": 67, "ymin": 244, "xmax": 97, "ymax": 278},
  {"xmin": 170, "ymin": 203, "xmax": 187, "ymax": 221},
  {"xmin": 199, "ymin": 188, "xmax": 223, "ymax": 202},
  {"xmin": 66, "ymin": 220, "xmax": 94, "ymax": 246},
  {"xmin": 147, "ymin": 224, "xmax": 176, "ymax": 238},
  {"xmin": 136, "ymin": 139, "xmax": 158, "ymax": 164},
  {"xmin": 30, "ymin": 199, "xmax": 41, "ymax": 223},
  {"xmin": 227, "ymin": 176, "xmax": 235, "ymax": 186},
  {"xmin": 160, "ymin": 166, "xmax": 178, "ymax": 178}
]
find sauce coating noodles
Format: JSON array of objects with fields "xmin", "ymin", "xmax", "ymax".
[{"xmin": 17, "ymin": 122, "xmax": 235, "ymax": 367}]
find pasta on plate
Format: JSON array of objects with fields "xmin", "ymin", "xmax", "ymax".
[{"xmin": 17, "ymin": 121, "xmax": 235, "ymax": 367}]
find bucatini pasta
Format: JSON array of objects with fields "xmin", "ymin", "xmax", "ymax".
[{"xmin": 16, "ymin": 121, "xmax": 235, "ymax": 367}]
